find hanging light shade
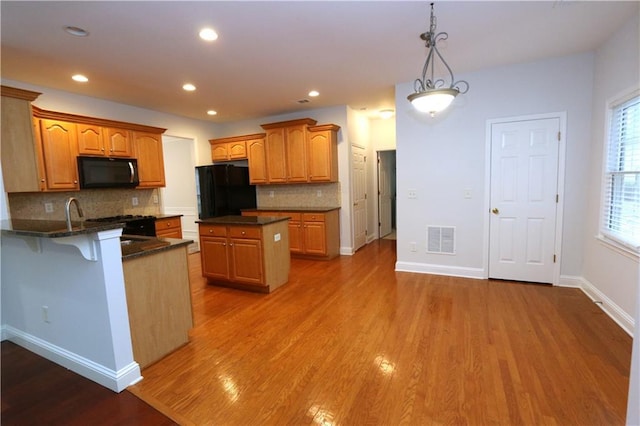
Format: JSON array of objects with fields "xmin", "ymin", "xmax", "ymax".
[{"xmin": 407, "ymin": 2, "xmax": 469, "ymax": 117}]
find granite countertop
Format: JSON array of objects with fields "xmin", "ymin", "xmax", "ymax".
[
  {"xmin": 196, "ymin": 215, "xmax": 290, "ymax": 226},
  {"xmin": 242, "ymin": 207, "xmax": 340, "ymax": 213},
  {"xmin": 1, "ymin": 218, "xmax": 124, "ymax": 238},
  {"xmin": 120, "ymin": 235, "xmax": 193, "ymax": 260},
  {"xmin": 154, "ymin": 214, "xmax": 183, "ymax": 220}
]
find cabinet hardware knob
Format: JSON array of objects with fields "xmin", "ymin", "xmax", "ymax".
[
  {"xmin": 74, "ymin": 180, "xmax": 78, "ymax": 184},
  {"xmin": 209, "ymin": 229, "xmax": 213, "ymax": 233},
  {"xmin": 492, "ymin": 208, "xmax": 500, "ymax": 215},
  {"xmin": 241, "ymin": 231, "xmax": 246, "ymax": 235},
  {"xmin": 167, "ymin": 223, "xmax": 171, "ymax": 227}
]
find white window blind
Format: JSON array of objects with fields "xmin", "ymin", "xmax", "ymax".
[{"xmin": 602, "ymin": 91, "xmax": 640, "ymax": 251}]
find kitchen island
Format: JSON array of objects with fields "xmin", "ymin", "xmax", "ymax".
[
  {"xmin": 1, "ymin": 218, "xmax": 193, "ymax": 391},
  {"xmin": 197, "ymin": 215, "xmax": 290, "ymax": 293}
]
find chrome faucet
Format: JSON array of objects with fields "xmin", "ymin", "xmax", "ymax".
[{"xmin": 65, "ymin": 197, "xmax": 84, "ymax": 231}]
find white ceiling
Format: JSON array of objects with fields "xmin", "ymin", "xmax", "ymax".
[{"xmin": 1, "ymin": 1, "xmax": 638, "ymax": 122}]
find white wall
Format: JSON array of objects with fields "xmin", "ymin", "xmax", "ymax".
[
  {"xmin": 582, "ymin": 14, "xmax": 639, "ymax": 328},
  {"xmin": 395, "ymin": 52, "xmax": 594, "ymax": 279}
]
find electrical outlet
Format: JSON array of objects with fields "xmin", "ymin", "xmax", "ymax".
[
  {"xmin": 132, "ymin": 197, "xmax": 139, "ymax": 206},
  {"xmin": 316, "ymin": 190, "xmax": 322, "ymax": 197},
  {"xmin": 44, "ymin": 202, "xmax": 54, "ymax": 213},
  {"xmin": 269, "ymin": 191, "xmax": 274, "ymax": 198},
  {"xmin": 274, "ymin": 233, "xmax": 281, "ymax": 242},
  {"xmin": 152, "ymin": 194, "xmax": 159, "ymax": 204},
  {"xmin": 408, "ymin": 189, "xmax": 417, "ymax": 199},
  {"xmin": 464, "ymin": 189, "xmax": 472, "ymax": 199},
  {"xmin": 410, "ymin": 242, "xmax": 417, "ymax": 252},
  {"xmin": 42, "ymin": 305, "xmax": 50, "ymax": 323}
]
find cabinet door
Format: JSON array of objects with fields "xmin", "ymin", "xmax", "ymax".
[
  {"xmin": 286, "ymin": 125, "xmax": 308, "ymax": 182},
  {"xmin": 303, "ymin": 220, "xmax": 327, "ymax": 255},
  {"xmin": 200, "ymin": 237, "xmax": 230, "ymax": 280},
  {"xmin": 229, "ymin": 238, "xmax": 263, "ymax": 285},
  {"xmin": 288, "ymin": 219, "xmax": 304, "ymax": 254},
  {"xmin": 105, "ymin": 127, "xmax": 133, "ymax": 157},
  {"xmin": 211, "ymin": 143, "xmax": 229, "ymax": 162},
  {"xmin": 265, "ymin": 128, "xmax": 287, "ymax": 183},
  {"xmin": 307, "ymin": 130, "xmax": 336, "ymax": 182},
  {"xmin": 228, "ymin": 141, "xmax": 247, "ymax": 160},
  {"xmin": 247, "ymin": 138, "xmax": 268, "ymax": 184},
  {"xmin": 39, "ymin": 119, "xmax": 79, "ymax": 190},
  {"xmin": 77, "ymin": 124, "xmax": 105, "ymax": 156},
  {"xmin": 133, "ymin": 131, "xmax": 166, "ymax": 187}
]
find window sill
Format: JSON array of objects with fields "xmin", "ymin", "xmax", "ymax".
[{"xmin": 595, "ymin": 234, "xmax": 640, "ymax": 262}]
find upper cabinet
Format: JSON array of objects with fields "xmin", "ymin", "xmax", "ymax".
[
  {"xmin": 77, "ymin": 124, "xmax": 133, "ymax": 157},
  {"xmin": 255, "ymin": 118, "xmax": 340, "ymax": 185},
  {"xmin": 0, "ymin": 85, "xmax": 167, "ymax": 193},
  {"xmin": 209, "ymin": 133, "xmax": 264, "ymax": 163},
  {"xmin": 133, "ymin": 132, "xmax": 166, "ymax": 188}
]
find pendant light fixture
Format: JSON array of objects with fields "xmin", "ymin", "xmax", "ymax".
[{"xmin": 407, "ymin": 2, "xmax": 469, "ymax": 117}]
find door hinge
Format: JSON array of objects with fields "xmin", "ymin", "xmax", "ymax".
[
  {"xmin": 557, "ymin": 131, "xmax": 561, "ymax": 141},
  {"xmin": 553, "ymin": 254, "xmax": 557, "ymax": 263},
  {"xmin": 556, "ymin": 194, "xmax": 559, "ymax": 203}
]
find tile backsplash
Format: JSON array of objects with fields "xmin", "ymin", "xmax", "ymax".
[
  {"xmin": 256, "ymin": 182, "xmax": 341, "ymax": 208},
  {"xmin": 8, "ymin": 188, "xmax": 161, "ymax": 220}
]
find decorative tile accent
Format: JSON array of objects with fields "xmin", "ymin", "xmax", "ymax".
[
  {"xmin": 7, "ymin": 189, "xmax": 161, "ymax": 220},
  {"xmin": 256, "ymin": 183, "xmax": 341, "ymax": 208}
]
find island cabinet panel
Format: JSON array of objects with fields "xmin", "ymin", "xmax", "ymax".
[
  {"xmin": 198, "ymin": 219, "xmax": 290, "ymax": 293},
  {"xmin": 155, "ymin": 216, "xmax": 183, "ymax": 239},
  {"xmin": 133, "ymin": 131, "xmax": 166, "ymax": 188},
  {"xmin": 123, "ymin": 245, "xmax": 193, "ymax": 369},
  {"xmin": 1, "ymin": 87, "xmax": 44, "ymax": 193},
  {"xmin": 247, "ymin": 138, "xmax": 268, "ymax": 184},
  {"xmin": 38, "ymin": 119, "xmax": 80, "ymax": 190}
]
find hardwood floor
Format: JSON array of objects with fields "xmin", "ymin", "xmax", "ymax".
[
  {"xmin": 1, "ymin": 341, "xmax": 176, "ymax": 425},
  {"xmin": 126, "ymin": 239, "xmax": 632, "ymax": 425}
]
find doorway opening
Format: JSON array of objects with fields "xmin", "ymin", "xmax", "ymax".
[{"xmin": 377, "ymin": 150, "xmax": 396, "ymax": 240}]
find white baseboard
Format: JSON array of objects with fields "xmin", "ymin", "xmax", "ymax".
[
  {"xmin": 395, "ymin": 261, "xmax": 486, "ymax": 280},
  {"xmin": 1, "ymin": 325, "xmax": 141, "ymax": 392},
  {"xmin": 340, "ymin": 246, "xmax": 354, "ymax": 256},
  {"xmin": 560, "ymin": 275, "xmax": 635, "ymax": 336}
]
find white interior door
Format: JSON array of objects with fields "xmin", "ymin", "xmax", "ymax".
[
  {"xmin": 378, "ymin": 151, "xmax": 393, "ymax": 238},
  {"xmin": 352, "ymin": 144, "xmax": 367, "ymax": 252},
  {"xmin": 489, "ymin": 118, "xmax": 560, "ymax": 283}
]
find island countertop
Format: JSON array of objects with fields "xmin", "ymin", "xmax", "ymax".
[
  {"xmin": 242, "ymin": 207, "xmax": 340, "ymax": 213},
  {"xmin": 120, "ymin": 235, "xmax": 193, "ymax": 260},
  {"xmin": 196, "ymin": 215, "xmax": 290, "ymax": 226},
  {"xmin": 1, "ymin": 218, "xmax": 124, "ymax": 238}
]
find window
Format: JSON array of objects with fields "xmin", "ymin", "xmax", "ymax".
[{"xmin": 602, "ymin": 90, "xmax": 640, "ymax": 252}]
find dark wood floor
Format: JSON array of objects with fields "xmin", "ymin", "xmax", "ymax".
[
  {"xmin": 1, "ymin": 341, "xmax": 177, "ymax": 425},
  {"xmin": 2, "ymin": 239, "xmax": 633, "ymax": 425}
]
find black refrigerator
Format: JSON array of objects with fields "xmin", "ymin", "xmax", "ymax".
[{"xmin": 195, "ymin": 164, "xmax": 257, "ymax": 219}]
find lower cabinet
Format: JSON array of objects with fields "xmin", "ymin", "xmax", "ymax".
[
  {"xmin": 198, "ymin": 220, "xmax": 290, "ymax": 293},
  {"xmin": 155, "ymin": 216, "xmax": 183, "ymax": 239},
  {"xmin": 242, "ymin": 209, "xmax": 340, "ymax": 259}
]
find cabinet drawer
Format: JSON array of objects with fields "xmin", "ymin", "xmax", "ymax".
[
  {"xmin": 155, "ymin": 217, "xmax": 181, "ymax": 231},
  {"xmin": 199, "ymin": 224, "xmax": 227, "ymax": 237},
  {"xmin": 228, "ymin": 226, "xmax": 261, "ymax": 239},
  {"xmin": 302, "ymin": 213, "xmax": 325, "ymax": 222}
]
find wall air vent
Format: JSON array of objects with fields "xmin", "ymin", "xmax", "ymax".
[{"xmin": 427, "ymin": 226, "xmax": 456, "ymax": 254}]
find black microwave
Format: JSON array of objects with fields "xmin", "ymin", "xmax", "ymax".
[{"xmin": 77, "ymin": 156, "xmax": 139, "ymax": 189}]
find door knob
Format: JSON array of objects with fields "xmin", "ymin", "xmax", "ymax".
[{"xmin": 492, "ymin": 208, "xmax": 500, "ymax": 214}]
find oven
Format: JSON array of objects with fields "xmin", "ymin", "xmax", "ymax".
[{"xmin": 87, "ymin": 215, "xmax": 157, "ymax": 237}]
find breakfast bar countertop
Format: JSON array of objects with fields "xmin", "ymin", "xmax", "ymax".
[
  {"xmin": 196, "ymin": 215, "xmax": 290, "ymax": 226},
  {"xmin": 0, "ymin": 218, "xmax": 124, "ymax": 238},
  {"xmin": 241, "ymin": 207, "xmax": 340, "ymax": 213}
]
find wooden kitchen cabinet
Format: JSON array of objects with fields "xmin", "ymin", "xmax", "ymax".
[
  {"xmin": 210, "ymin": 133, "xmax": 265, "ymax": 163},
  {"xmin": 155, "ymin": 216, "xmax": 183, "ymax": 239},
  {"xmin": 133, "ymin": 131, "xmax": 166, "ymax": 188},
  {"xmin": 1, "ymin": 86, "xmax": 45, "ymax": 193},
  {"xmin": 242, "ymin": 209, "xmax": 340, "ymax": 259},
  {"xmin": 198, "ymin": 218, "xmax": 290, "ymax": 293},
  {"xmin": 261, "ymin": 118, "xmax": 317, "ymax": 184},
  {"xmin": 77, "ymin": 124, "xmax": 133, "ymax": 157},
  {"xmin": 307, "ymin": 124, "xmax": 340, "ymax": 182},
  {"xmin": 247, "ymin": 137, "xmax": 268, "ymax": 184},
  {"xmin": 38, "ymin": 118, "xmax": 80, "ymax": 190}
]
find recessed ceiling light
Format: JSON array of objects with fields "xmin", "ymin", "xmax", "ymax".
[
  {"xmin": 207, "ymin": 110, "xmax": 218, "ymax": 116},
  {"xmin": 63, "ymin": 26, "xmax": 89, "ymax": 37},
  {"xmin": 72, "ymin": 74, "xmax": 89, "ymax": 83},
  {"xmin": 183, "ymin": 83, "xmax": 196, "ymax": 91},
  {"xmin": 199, "ymin": 28, "xmax": 218, "ymax": 41},
  {"xmin": 308, "ymin": 90, "xmax": 320, "ymax": 97}
]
